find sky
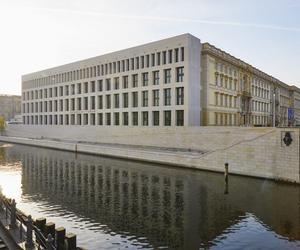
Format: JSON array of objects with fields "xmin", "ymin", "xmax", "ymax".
[{"xmin": 0, "ymin": 0, "xmax": 299, "ymax": 95}]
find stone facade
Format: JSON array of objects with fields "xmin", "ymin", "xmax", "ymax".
[
  {"xmin": 21, "ymin": 33, "xmax": 299, "ymax": 127},
  {"xmin": 1, "ymin": 125, "xmax": 299, "ymax": 183}
]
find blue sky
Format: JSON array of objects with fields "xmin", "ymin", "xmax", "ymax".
[{"xmin": 0, "ymin": 0, "xmax": 299, "ymax": 95}]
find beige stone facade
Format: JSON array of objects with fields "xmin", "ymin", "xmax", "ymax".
[
  {"xmin": 201, "ymin": 43, "xmax": 297, "ymax": 127},
  {"xmin": 21, "ymin": 33, "xmax": 299, "ymax": 127}
]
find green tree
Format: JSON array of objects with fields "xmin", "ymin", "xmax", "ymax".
[{"xmin": 0, "ymin": 116, "xmax": 6, "ymax": 136}]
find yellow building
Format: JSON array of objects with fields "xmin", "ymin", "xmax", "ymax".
[{"xmin": 201, "ymin": 42, "xmax": 294, "ymax": 127}]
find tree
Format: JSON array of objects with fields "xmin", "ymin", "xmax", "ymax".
[{"xmin": 0, "ymin": 116, "xmax": 6, "ymax": 136}]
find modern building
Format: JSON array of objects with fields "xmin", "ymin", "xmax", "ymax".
[
  {"xmin": 21, "ymin": 33, "xmax": 299, "ymax": 127},
  {"xmin": 0, "ymin": 94, "xmax": 21, "ymax": 121}
]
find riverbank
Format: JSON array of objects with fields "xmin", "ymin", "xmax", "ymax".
[{"xmin": 0, "ymin": 126, "xmax": 299, "ymax": 183}]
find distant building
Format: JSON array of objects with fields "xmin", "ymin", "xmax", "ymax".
[
  {"xmin": 0, "ymin": 94, "xmax": 21, "ymax": 121},
  {"xmin": 21, "ymin": 33, "xmax": 299, "ymax": 127}
]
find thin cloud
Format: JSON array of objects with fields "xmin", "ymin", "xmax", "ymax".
[{"xmin": 30, "ymin": 6, "xmax": 300, "ymax": 32}]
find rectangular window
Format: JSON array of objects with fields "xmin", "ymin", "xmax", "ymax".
[
  {"xmin": 175, "ymin": 48, "xmax": 179, "ymax": 62},
  {"xmin": 164, "ymin": 88, "xmax": 171, "ymax": 106},
  {"xmin": 176, "ymin": 67, "xmax": 184, "ymax": 82},
  {"xmin": 106, "ymin": 79, "xmax": 111, "ymax": 91},
  {"xmin": 132, "ymin": 92, "xmax": 138, "ymax": 107},
  {"xmin": 142, "ymin": 91, "xmax": 148, "ymax": 107},
  {"xmin": 162, "ymin": 51, "xmax": 166, "ymax": 64},
  {"xmin": 164, "ymin": 69, "xmax": 171, "ymax": 84},
  {"xmin": 84, "ymin": 97, "xmax": 88, "ymax": 110},
  {"xmin": 146, "ymin": 55, "xmax": 149, "ymax": 67},
  {"xmin": 153, "ymin": 71, "xmax": 159, "ymax": 85},
  {"xmin": 141, "ymin": 56, "xmax": 144, "ymax": 68},
  {"xmin": 98, "ymin": 95, "xmax": 103, "ymax": 109},
  {"xmin": 151, "ymin": 53, "xmax": 155, "ymax": 67},
  {"xmin": 132, "ymin": 112, "xmax": 138, "ymax": 126},
  {"xmin": 123, "ymin": 76, "xmax": 128, "ymax": 88},
  {"xmin": 164, "ymin": 111, "xmax": 171, "ymax": 126},
  {"xmin": 106, "ymin": 95, "xmax": 111, "ymax": 109},
  {"xmin": 142, "ymin": 111, "xmax": 148, "ymax": 126},
  {"xmin": 84, "ymin": 82, "xmax": 88, "ymax": 93},
  {"xmin": 157, "ymin": 52, "xmax": 161, "ymax": 66},
  {"xmin": 77, "ymin": 83, "xmax": 81, "ymax": 94},
  {"xmin": 114, "ymin": 77, "xmax": 119, "ymax": 90},
  {"xmin": 83, "ymin": 114, "xmax": 88, "ymax": 125},
  {"xmin": 114, "ymin": 112, "xmax": 119, "ymax": 125},
  {"xmin": 123, "ymin": 112, "xmax": 128, "ymax": 126},
  {"xmin": 181, "ymin": 47, "xmax": 184, "ymax": 61},
  {"xmin": 71, "ymin": 84, "xmax": 75, "ymax": 95},
  {"xmin": 114, "ymin": 94, "xmax": 119, "ymax": 108},
  {"xmin": 90, "ymin": 113, "xmax": 96, "ymax": 125},
  {"xmin": 91, "ymin": 81, "xmax": 95, "ymax": 92},
  {"xmin": 168, "ymin": 49, "xmax": 172, "ymax": 64},
  {"xmin": 132, "ymin": 74, "xmax": 138, "ymax": 87},
  {"xmin": 142, "ymin": 73, "xmax": 148, "ymax": 86},
  {"xmin": 123, "ymin": 93, "xmax": 128, "ymax": 108},
  {"xmin": 176, "ymin": 110, "xmax": 184, "ymax": 126},
  {"xmin": 153, "ymin": 90, "xmax": 159, "ymax": 106},
  {"xmin": 176, "ymin": 87, "xmax": 184, "ymax": 105},
  {"xmin": 97, "ymin": 113, "xmax": 103, "ymax": 125},
  {"xmin": 98, "ymin": 80, "xmax": 103, "ymax": 91},
  {"xmin": 91, "ymin": 96, "xmax": 95, "ymax": 110},
  {"xmin": 71, "ymin": 98, "xmax": 75, "ymax": 111},
  {"xmin": 153, "ymin": 111, "xmax": 159, "ymax": 126},
  {"xmin": 60, "ymin": 86, "xmax": 64, "ymax": 96},
  {"xmin": 106, "ymin": 113, "xmax": 111, "ymax": 125}
]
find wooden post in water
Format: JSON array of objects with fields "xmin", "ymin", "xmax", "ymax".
[
  {"xmin": 25, "ymin": 215, "xmax": 34, "ymax": 249},
  {"xmin": 9, "ymin": 199, "xmax": 17, "ymax": 229},
  {"xmin": 45, "ymin": 222, "xmax": 55, "ymax": 238},
  {"xmin": 35, "ymin": 217, "xmax": 46, "ymax": 234},
  {"xmin": 65, "ymin": 233, "xmax": 77, "ymax": 250},
  {"xmin": 224, "ymin": 163, "xmax": 229, "ymax": 183},
  {"xmin": 224, "ymin": 163, "xmax": 229, "ymax": 194},
  {"xmin": 55, "ymin": 227, "xmax": 66, "ymax": 250}
]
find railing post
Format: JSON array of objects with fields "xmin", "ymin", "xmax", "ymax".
[
  {"xmin": 55, "ymin": 227, "xmax": 66, "ymax": 250},
  {"xmin": 46, "ymin": 233, "xmax": 54, "ymax": 250},
  {"xmin": 25, "ymin": 215, "xmax": 34, "ymax": 249},
  {"xmin": 9, "ymin": 199, "xmax": 17, "ymax": 229},
  {"xmin": 65, "ymin": 233, "xmax": 77, "ymax": 250}
]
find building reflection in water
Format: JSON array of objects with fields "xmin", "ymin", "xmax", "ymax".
[{"xmin": 1, "ymin": 144, "xmax": 300, "ymax": 249}]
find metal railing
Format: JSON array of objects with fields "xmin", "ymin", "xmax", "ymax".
[{"xmin": 0, "ymin": 195, "xmax": 56, "ymax": 250}]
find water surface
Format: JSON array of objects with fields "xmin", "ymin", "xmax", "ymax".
[{"xmin": 0, "ymin": 143, "xmax": 299, "ymax": 249}]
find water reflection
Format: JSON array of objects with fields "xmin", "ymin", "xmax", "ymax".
[{"xmin": 0, "ymin": 143, "xmax": 300, "ymax": 249}]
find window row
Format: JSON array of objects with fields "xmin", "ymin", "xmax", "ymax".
[
  {"xmin": 22, "ymin": 88, "xmax": 185, "ymax": 113},
  {"xmin": 23, "ymin": 67, "xmax": 184, "ymax": 101},
  {"xmin": 215, "ymin": 74, "xmax": 238, "ymax": 91},
  {"xmin": 214, "ymin": 93, "xmax": 237, "ymax": 108},
  {"xmin": 23, "ymin": 110, "xmax": 185, "ymax": 126},
  {"xmin": 23, "ymin": 47, "xmax": 185, "ymax": 89},
  {"xmin": 214, "ymin": 112, "xmax": 238, "ymax": 126},
  {"xmin": 252, "ymin": 100, "xmax": 270, "ymax": 112}
]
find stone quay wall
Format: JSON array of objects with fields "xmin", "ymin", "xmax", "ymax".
[{"xmin": 1, "ymin": 125, "xmax": 299, "ymax": 183}]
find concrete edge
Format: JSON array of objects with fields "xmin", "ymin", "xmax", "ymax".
[{"xmin": 0, "ymin": 136, "xmax": 298, "ymax": 184}]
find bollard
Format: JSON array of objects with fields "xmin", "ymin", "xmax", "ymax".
[
  {"xmin": 65, "ymin": 233, "xmax": 77, "ymax": 250},
  {"xmin": 46, "ymin": 234, "xmax": 54, "ymax": 250},
  {"xmin": 25, "ymin": 215, "xmax": 34, "ymax": 249},
  {"xmin": 35, "ymin": 217, "xmax": 46, "ymax": 234},
  {"xmin": 55, "ymin": 227, "xmax": 66, "ymax": 250},
  {"xmin": 45, "ymin": 222, "xmax": 56, "ymax": 238},
  {"xmin": 9, "ymin": 199, "xmax": 17, "ymax": 229},
  {"xmin": 224, "ymin": 163, "xmax": 229, "ymax": 183}
]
